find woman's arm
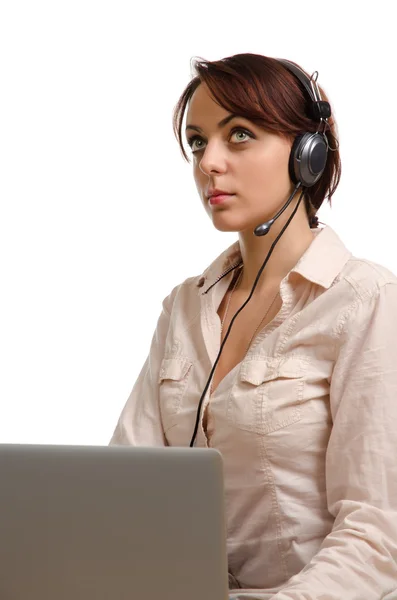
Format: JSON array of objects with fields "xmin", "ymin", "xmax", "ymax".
[
  {"xmin": 231, "ymin": 280, "xmax": 397, "ymax": 600},
  {"xmin": 108, "ymin": 286, "xmax": 178, "ymax": 447}
]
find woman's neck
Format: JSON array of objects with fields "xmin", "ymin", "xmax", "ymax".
[{"xmin": 237, "ymin": 213, "xmax": 315, "ymax": 293}]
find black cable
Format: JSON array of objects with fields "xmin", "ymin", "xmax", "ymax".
[{"xmin": 189, "ymin": 185, "xmax": 306, "ymax": 447}]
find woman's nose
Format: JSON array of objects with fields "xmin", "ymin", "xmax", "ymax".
[{"xmin": 198, "ymin": 141, "xmax": 228, "ymax": 175}]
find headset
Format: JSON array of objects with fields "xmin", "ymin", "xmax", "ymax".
[
  {"xmin": 279, "ymin": 59, "xmax": 331, "ymax": 188},
  {"xmin": 254, "ymin": 58, "xmax": 331, "ymax": 236},
  {"xmin": 189, "ymin": 59, "xmax": 332, "ymax": 447}
]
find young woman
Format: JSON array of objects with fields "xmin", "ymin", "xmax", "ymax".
[{"xmin": 110, "ymin": 53, "xmax": 397, "ymax": 599}]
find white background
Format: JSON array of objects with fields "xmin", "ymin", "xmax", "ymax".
[{"xmin": 0, "ymin": 1, "xmax": 395, "ymax": 445}]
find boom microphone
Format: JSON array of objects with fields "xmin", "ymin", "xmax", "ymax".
[{"xmin": 254, "ymin": 182, "xmax": 302, "ymax": 236}]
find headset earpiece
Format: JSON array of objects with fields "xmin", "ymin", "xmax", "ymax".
[{"xmin": 288, "ymin": 131, "xmax": 328, "ymax": 188}]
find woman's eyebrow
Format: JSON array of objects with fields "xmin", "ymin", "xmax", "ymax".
[{"xmin": 185, "ymin": 113, "xmax": 242, "ymax": 134}]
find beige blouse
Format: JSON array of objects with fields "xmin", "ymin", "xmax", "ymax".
[{"xmin": 109, "ymin": 225, "xmax": 397, "ymax": 600}]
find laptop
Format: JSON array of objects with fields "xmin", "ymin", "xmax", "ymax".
[{"xmin": 0, "ymin": 443, "xmax": 229, "ymax": 600}]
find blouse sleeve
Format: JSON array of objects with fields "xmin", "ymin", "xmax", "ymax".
[
  {"xmin": 231, "ymin": 280, "xmax": 397, "ymax": 600},
  {"xmin": 108, "ymin": 286, "xmax": 177, "ymax": 447}
]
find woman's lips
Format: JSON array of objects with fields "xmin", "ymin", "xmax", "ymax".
[{"xmin": 209, "ymin": 193, "xmax": 235, "ymax": 206}]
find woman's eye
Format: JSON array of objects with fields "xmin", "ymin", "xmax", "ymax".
[
  {"xmin": 232, "ymin": 130, "xmax": 250, "ymax": 143},
  {"xmin": 187, "ymin": 128, "xmax": 252, "ymax": 153},
  {"xmin": 188, "ymin": 137, "xmax": 205, "ymax": 152}
]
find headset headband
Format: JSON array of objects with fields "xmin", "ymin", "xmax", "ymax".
[{"xmin": 277, "ymin": 58, "xmax": 331, "ymax": 122}]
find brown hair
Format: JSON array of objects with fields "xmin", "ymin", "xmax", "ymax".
[{"xmin": 172, "ymin": 53, "xmax": 341, "ymax": 227}]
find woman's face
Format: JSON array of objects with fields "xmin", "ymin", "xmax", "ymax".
[{"xmin": 185, "ymin": 83, "xmax": 295, "ymax": 233}]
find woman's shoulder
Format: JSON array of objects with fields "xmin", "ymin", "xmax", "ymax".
[{"xmin": 340, "ymin": 252, "xmax": 397, "ymax": 300}]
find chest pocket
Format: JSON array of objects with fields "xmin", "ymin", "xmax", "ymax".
[
  {"xmin": 158, "ymin": 356, "xmax": 192, "ymax": 431},
  {"xmin": 227, "ymin": 356, "xmax": 308, "ymax": 434}
]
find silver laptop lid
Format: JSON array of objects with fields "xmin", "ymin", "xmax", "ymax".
[{"xmin": 0, "ymin": 444, "xmax": 229, "ymax": 600}]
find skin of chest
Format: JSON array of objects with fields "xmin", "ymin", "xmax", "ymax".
[{"xmin": 212, "ymin": 287, "xmax": 283, "ymax": 393}]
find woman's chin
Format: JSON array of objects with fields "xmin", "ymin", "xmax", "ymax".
[
  {"xmin": 210, "ymin": 216, "xmax": 254, "ymax": 234},
  {"xmin": 211, "ymin": 221, "xmax": 241, "ymax": 233}
]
